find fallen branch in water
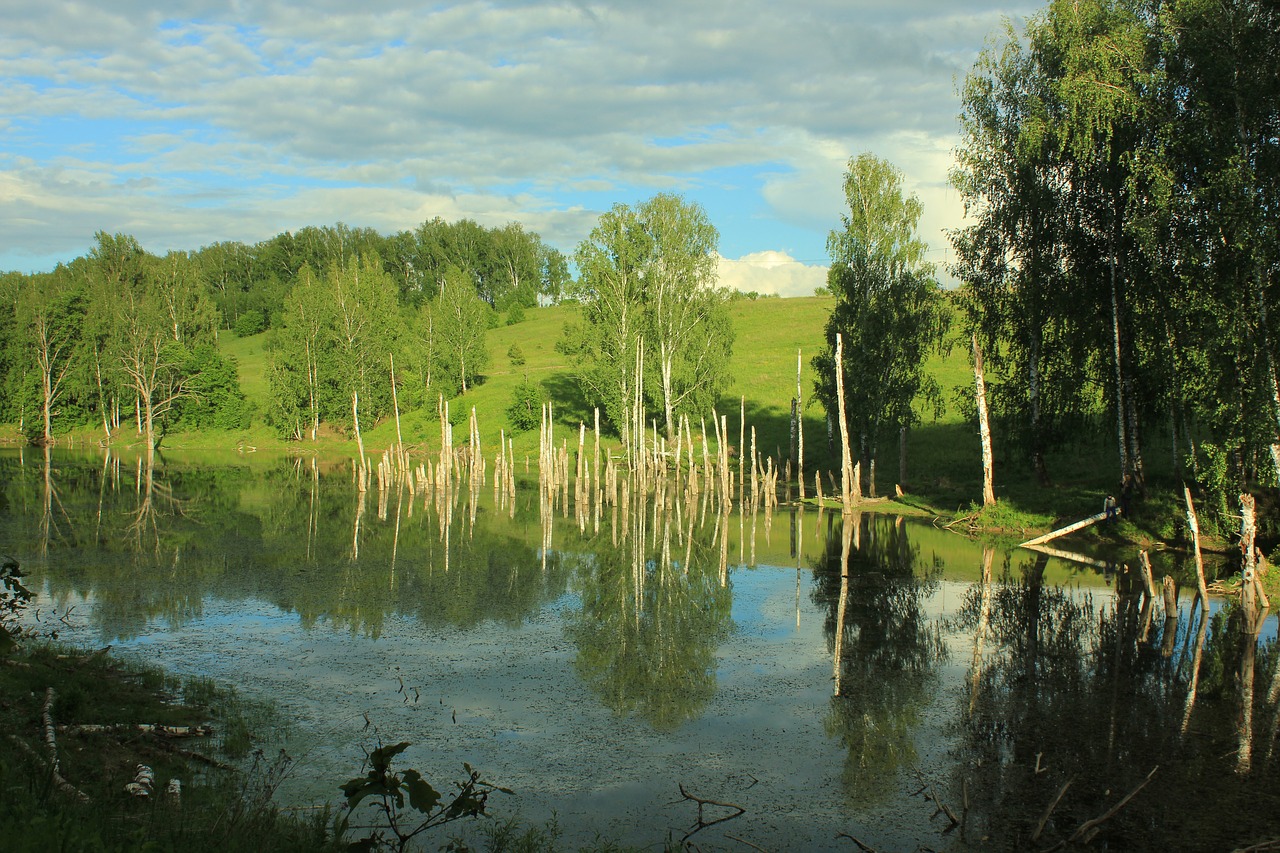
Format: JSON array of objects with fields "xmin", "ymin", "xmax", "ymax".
[
  {"xmin": 836, "ymin": 832, "xmax": 877, "ymax": 851},
  {"xmin": 1031, "ymin": 777, "xmax": 1074, "ymax": 842},
  {"xmin": 916, "ymin": 781, "xmax": 960, "ymax": 831},
  {"xmin": 1041, "ymin": 766, "xmax": 1158, "ymax": 851},
  {"xmin": 723, "ymin": 833, "xmax": 768, "ymax": 852},
  {"xmin": 677, "ymin": 783, "xmax": 746, "ymax": 841}
]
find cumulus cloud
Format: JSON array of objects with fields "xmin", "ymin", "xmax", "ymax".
[
  {"xmin": 718, "ymin": 251, "xmax": 827, "ymax": 299},
  {"xmin": 0, "ymin": 0, "xmax": 1043, "ymax": 272}
]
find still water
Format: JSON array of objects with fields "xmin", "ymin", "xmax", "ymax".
[{"xmin": 3, "ymin": 448, "xmax": 1279, "ymax": 850}]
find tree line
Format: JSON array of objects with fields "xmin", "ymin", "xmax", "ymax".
[
  {"xmin": 0, "ymin": 220, "xmax": 566, "ymax": 448},
  {"xmin": 8, "ymin": 0, "xmax": 1273, "ymax": 529}
]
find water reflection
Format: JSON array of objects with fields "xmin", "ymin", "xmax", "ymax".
[
  {"xmin": 567, "ymin": 509, "xmax": 733, "ymax": 732},
  {"xmin": 813, "ymin": 514, "xmax": 945, "ymax": 807},
  {"xmin": 6, "ymin": 449, "xmax": 1280, "ymax": 850},
  {"xmin": 950, "ymin": 548, "xmax": 1280, "ymax": 849}
]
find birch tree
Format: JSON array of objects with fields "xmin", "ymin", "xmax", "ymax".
[
  {"xmin": 814, "ymin": 154, "xmax": 946, "ymax": 497},
  {"xmin": 431, "ymin": 266, "xmax": 491, "ymax": 396},
  {"xmin": 564, "ymin": 195, "xmax": 733, "ymax": 452},
  {"xmin": 329, "ymin": 254, "xmax": 400, "ymax": 460},
  {"xmin": 17, "ymin": 269, "xmax": 83, "ymax": 446}
]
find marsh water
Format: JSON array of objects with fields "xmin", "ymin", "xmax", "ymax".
[{"xmin": 4, "ymin": 448, "xmax": 1280, "ymax": 851}]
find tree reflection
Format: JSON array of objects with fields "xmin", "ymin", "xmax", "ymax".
[
  {"xmin": 567, "ymin": 505, "xmax": 733, "ymax": 732},
  {"xmin": 1, "ymin": 453, "xmax": 572, "ymax": 642},
  {"xmin": 953, "ymin": 552, "xmax": 1280, "ymax": 850},
  {"xmin": 812, "ymin": 513, "xmax": 944, "ymax": 807}
]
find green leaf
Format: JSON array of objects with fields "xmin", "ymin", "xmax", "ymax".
[
  {"xmin": 368, "ymin": 741, "xmax": 411, "ymax": 771},
  {"xmin": 400, "ymin": 768, "xmax": 441, "ymax": 814}
]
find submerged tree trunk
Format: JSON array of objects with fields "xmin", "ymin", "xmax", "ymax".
[
  {"xmin": 797, "ymin": 349, "xmax": 805, "ymax": 501},
  {"xmin": 973, "ymin": 333, "xmax": 995, "ymax": 506}
]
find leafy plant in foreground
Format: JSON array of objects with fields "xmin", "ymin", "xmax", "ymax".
[
  {"xmin": 338, "ymin": 741, "xmax": 509, "ymax": 852},
  {"xmin": 1, "ymin": 555, "xmax": 33, "ymax": 654}
]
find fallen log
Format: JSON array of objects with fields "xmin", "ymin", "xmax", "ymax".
[{"xmin": 1021, "ymin": 510, "xmax": 1119, "ymax": 548}]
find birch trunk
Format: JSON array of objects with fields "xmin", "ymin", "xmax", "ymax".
[
  {"xmin": 835, "ymin": 334, "xmax": 854, "ymax": 512},
  {"xmin": 1110, "ymin": 261, "xmax": 1131, "ymax": 482},
  {"xmin": 973, "ymin": 332, "xmax": 995, "ymax": 506},
  {"xmin": 352, "ymin": 390, "xmax": 366, "ymax": 462}
]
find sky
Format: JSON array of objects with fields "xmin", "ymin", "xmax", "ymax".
[{"xmin": 0, "ymin": 0, "xmax": 1041, "ymax": 295}]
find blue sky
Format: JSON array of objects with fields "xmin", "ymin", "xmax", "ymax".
[{"xmin": 0, "ymin": 0, "xmax": 1040, "ymax": 295}]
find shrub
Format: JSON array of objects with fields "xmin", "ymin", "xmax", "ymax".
[
  {"xmin": 234, "ymin": 309, "xmax": 266, "ymax": 337},
  {"xmin": 507, "ymin": 343, "xmax": 526, "ymax": 367}
]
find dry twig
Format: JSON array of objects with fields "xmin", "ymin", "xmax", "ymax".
[{"xmin": 677, "ymin": 783, "xmax": 746, "ymax": 841}]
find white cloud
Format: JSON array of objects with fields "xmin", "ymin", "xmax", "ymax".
[
  {"xmin": 718, "ymin": 251, "xmax": 827, "ymax": 299},
  {"xmin": 0, "ymin": 0, "xmax": 1044, "ymax": 271}
]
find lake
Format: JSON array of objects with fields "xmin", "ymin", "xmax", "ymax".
[{"xmin": 3, "ymin": 447, "xmax": 1279, "ymax": 850}]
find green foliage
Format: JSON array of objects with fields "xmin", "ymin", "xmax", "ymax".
[
  {"xmin": 337, "ymin": 741, "xmax": 508, "ymax": 853},
  {"xmin": 430, "ymin": 267, "xmax": 492, "ymax": 396},
  {"xmin": 950, "ymin": 0, "xmax": 1280, "ymax": 524},
  {"xmin": 567, "ymin": 193, "xmax": 734, "ymax": 449},
  {"xmin": 178, "ymin": 344, "xmax": 253, "ymax": 430},
  {"xmin": 506, "ymin": 343, "xmax": 526, "ymax": 367}
]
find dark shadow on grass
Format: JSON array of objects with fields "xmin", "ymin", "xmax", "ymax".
[{"xmin": 537, "ymin": 373, "xmax": 595, "ymax": 433}]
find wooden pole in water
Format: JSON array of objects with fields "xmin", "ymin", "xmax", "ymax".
[
  {"xmin": 593, "ymin": 408, "xmax": 601, "ymax": 494},
  {"xmin": 721, "ymin": 414, "xmax": 731, "ymax": 510},
  {"xmin": 739, "ymin": 396, "xmax": 745, "ymax": 501}
]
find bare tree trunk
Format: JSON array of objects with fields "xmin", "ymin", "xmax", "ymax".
[
  {"xmin": 390, "ymin": 353, "xmax": 403, "ymax": 451},
  {"xmin": 796, "ymin": 350, "xmax": 805, "ymax": 501},
  {"xmin": 973, "ymin": 332, "xmax": 995, "ymax": 506},
  {"xmin": 835, "ymin": 334, "xmax": 854, "ymax": 512},
  {"xmin": 1184, "ymin": 486, "xmax": 1210, "ymax": 604},
  {"xmin": 352, "ymin": 390, "xmax": 366, "ymax": 462},
  {"xmin": 1110, "ymin": 262, "xmax": 1131, "ymax": 483}
]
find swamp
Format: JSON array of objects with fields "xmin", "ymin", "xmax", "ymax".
[{"xmin": 3, "ymin": 445, "xmax": 1279, "ymax": 851}]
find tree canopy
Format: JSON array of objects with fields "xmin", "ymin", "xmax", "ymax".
[{"xmin": 950, "ymin": 0, "xmax": 1280, "ymax": 521}]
